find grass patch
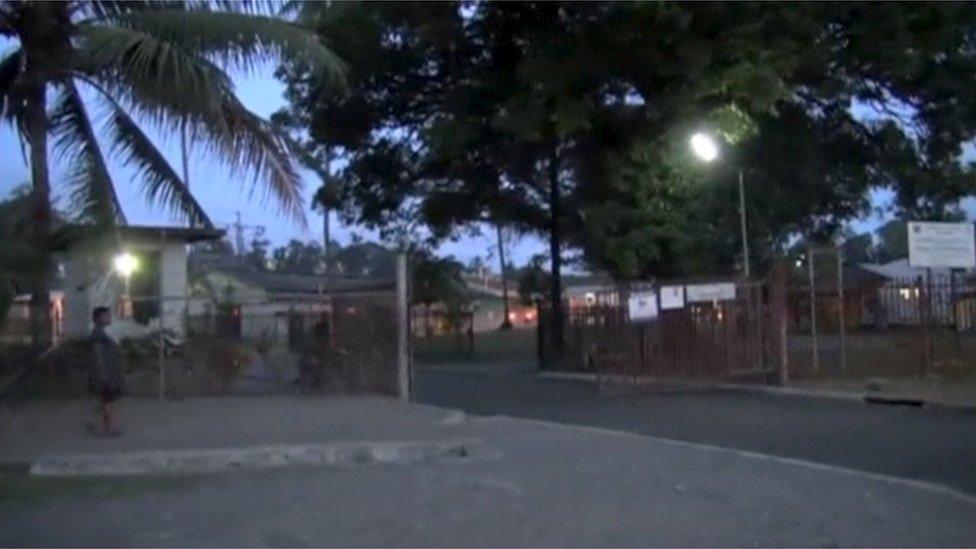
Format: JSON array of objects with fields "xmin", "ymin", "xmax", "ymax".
[
  {"xmin": 0, "ymin": 471, "xmax": 200, "ymax": 506},
  {"xmin": 414, "ymin": 328, "xmax": 537, "ymax": 366}
]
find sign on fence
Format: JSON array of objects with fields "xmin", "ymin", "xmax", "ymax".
[
  {"xmin": 908, "ymin": 221, "xmax": 976, "ymax": 269},
  {"xmin": 660, "ymin": 286, "xmax": 685, "ymax": 310},
  {"xmin": 628, "ymin": 291, "xmax": 658, "ymax": 321},
  {"xmin": 685, "ymin": 282, "xmax": 736, "ymax": 303}
]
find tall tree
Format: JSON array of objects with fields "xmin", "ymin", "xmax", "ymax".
[
  {"xmin": 0, "ymin": 1, "xmax": 343, "ymax": 350},
  {"xmin": 495, "ymin": 224, "xmax": 513, "ymax": 330},
  {"xmin": 279, "ymin": 2, "xmax": 976, "ymax": 352}
]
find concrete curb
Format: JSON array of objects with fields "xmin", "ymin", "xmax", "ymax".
[
  {"xmin": 717, "ymin": 382, "xmax": 976, "ymax": 412},
  {"xmin": 29, "ymin": 438, "xmax": 483, "ymax": 477},
  {"xmin": 415, "ymin": 365, "xmax": 489, "ymax": 377},
  {"xmin": 535, "ymin": 371, "xmax": 976, "ymax": 411}
]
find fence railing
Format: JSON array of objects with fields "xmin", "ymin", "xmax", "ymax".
[
  {"xmin": 3, "ymin": 292, "xmax": 401, "ymax": 400},
  {"xmin": 786, "ymin": 271, "xmax": 976, "ymax": 378},
  {"xmin": 539, "ymin": 280, "xmax": 774, "ymax": 381}
]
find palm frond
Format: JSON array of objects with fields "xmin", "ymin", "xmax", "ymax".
[
  {"xmin": 77, "ymin": 61, "xmax": 306, "ymax": 224},
  {"xmin": 50, "ymin": 81, "xmax": 127, "ymax": 226},
  {"xmin": 74, "ymin": 1, "xmax": 180, "ymax": 21},
  {"xmin": 105, "ymin": 9, "xmax": 346, "ymax": 86},
  {"xmin": 211, "ymin": 93, "xmax": 306, "ymax": 223},
  {"xmin": 0, "ymin": 48, "xmax": 23, "ymax": 124},
  {"xmin": 73, "ymin": 23, "xmax": 231, "ymax": 128},
  {"xmin": 103, "ymin": 96, "xmax": 214, "ymax": 229},
  {"xmin": 73, "ymin": 20, "xmax": 308, "ymax": 224}
]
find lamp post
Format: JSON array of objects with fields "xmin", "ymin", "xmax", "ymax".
[
  {"xmin": 690, "ymin": 132, "xmax": 750, "ymax": 279},
  {"xmin": 113, "ymin": 252, "xmax": 138, "ymax": 317}
]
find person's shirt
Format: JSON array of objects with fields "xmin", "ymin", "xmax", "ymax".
[{"xmin": 89, "ymin": 325, "xmax": 123, "ymax": 387}]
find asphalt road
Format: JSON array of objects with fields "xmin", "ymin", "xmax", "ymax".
[{"xmin": 413, "ymin": 363, "xmax": 976, "ymax": 495}]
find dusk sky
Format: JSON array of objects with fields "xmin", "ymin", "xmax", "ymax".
[
  {"xmin": 0, "ymin": 37, "xmax": 545, "ymax": 269},
  {"xmin": 1, "ymin": 37, "xmax": 965, "ymax": 272}
]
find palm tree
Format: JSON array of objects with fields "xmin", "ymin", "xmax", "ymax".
[{"xmin": 0, "ymin": 1, "xmax": 343, "ymax": 351}]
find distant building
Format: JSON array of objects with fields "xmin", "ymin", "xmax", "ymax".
[
  {"xmin": 859, "ymin": 258, "xmax": 970, "ymax": 326},
  {"xmin": 190, "ymin": 268, "xmax": 395, "ymax": 342},
  {"xmin": 57, "ymin": 225, "xmax": 225, "ymax": 339}
]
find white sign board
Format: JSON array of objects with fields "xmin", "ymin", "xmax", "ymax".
[
  {"xmin": 685, "ymin": 283, "xmax": 736, "ymax": 303},
  {"xmin": 659, "ymin": 286, "xmax": 685, "ymax": 310},
  {"xmin": 628, "ymin": 291, "xmax": 658, "ymax": 321},
  {"xmin": 908, "ymin": 222, "xmax": 975, "ymax": 269}
]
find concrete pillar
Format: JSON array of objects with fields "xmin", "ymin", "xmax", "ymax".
[{"xmin": 396, "ymin": 253, "xmax": 410, "ymax": 401}]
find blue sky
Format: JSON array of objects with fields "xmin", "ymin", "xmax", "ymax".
[
  {"xmin": 0, "ymin": 36, "xmax": 544, "ymax": 268},
  {"xmin": 1, "ymin": 36, "xmax": 969, "ymax": 272}
]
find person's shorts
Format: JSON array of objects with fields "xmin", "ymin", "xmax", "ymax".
[{"xmin": 89, "ymin": 382, "xmax": 122, "ymax": 403}]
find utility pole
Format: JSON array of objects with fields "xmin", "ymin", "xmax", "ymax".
[
  {"xmin": 180, "ymin": 122, "xmax": 191, "ymax": 190},
  {"xmin": 232, "ymin": 212, "xmax": 265, "ymax": 257},
  {"xmin": 738, "ymin": 168, "xmax": 750, "ymax": 279},
  {"xmin": 321, "ymin": 147, "xmax": 337, "ymax": 347},
  {"xmin": 808, "ymin": 247, "xmax": 819, "ymax": 375}
]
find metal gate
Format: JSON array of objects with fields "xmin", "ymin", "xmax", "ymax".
[{"xmin": 539, "ymin": 279, "xmax": 775, "ymax": 382}]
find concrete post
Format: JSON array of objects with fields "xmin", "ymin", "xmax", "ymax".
[
  {"xmin": 771, "ymin": 262, "xmax": 790, "ymax": 385},
  {"xmin": 808, "ymin": 247, "xmax": 819, "ymax": 375},
  {"xmin": 837, "ymin": 249, "xmax": 847, "ymax": 374},
  {"xmin": 158, "ymin": 229, "xmax": 166, "ymax": 400},
  {"xmin": 396, "ymin": 252, "xmax": 410, "ymax": 401}
]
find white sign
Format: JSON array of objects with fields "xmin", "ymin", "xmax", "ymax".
[
  {"xmin": 628, "ymin": 291, "xmax": 658, "ymax": 321},
  {"xmin": 685, "ymin": 283, "xmax": 736, "ymax": 303},
  {"xmin": 660, "ymin": 286, "xmax": 685, "ymax": 310},
  {"xmin": 908, "ymin": 221, "xmax": 976, "ymax": 269}
]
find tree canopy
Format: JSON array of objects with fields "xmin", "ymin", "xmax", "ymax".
[
  {"xmin": 277, "ymin": 2, "xmax": 976, "ymax": 353},
  {"xmin": 279, "ymin": 2, "xmax": 976, "ymax": 278}
]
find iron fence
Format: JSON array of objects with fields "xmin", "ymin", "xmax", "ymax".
[
  {"xmin": 787, "ymin": 271, "xmax": 976, "ymax": 379},
  {"xmin": 539, "ymin": 280, "xmax": 774, "ymax": 382},
  {"xmin": 2, "ymin": 291, "xmax": 401, "ymax": 400}
]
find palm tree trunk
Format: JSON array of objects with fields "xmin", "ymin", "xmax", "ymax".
[
  {"xmin": 497, "ymin": 224, "xmax": 512, "ymax": 330},
  {"xmin": 26, "ymin": 76, "xmax": 53, "ymax": 353},
  {"xmin": 548, "ymin": 149, "xmax": 564, "ymax": 358}
]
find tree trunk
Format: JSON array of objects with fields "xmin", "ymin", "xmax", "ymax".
[
  {"xmin": 497, "ymin": 224, "xmax": 513, "ymax": 330},
  {"xmin": 548, "ymin": 150, "xmax": 564, "ymax": 357},
  {"xmin": 26, "ymin": 75, "xmax": 53, "ymax": 353},
  {"xmin": 424, "ymin": 303, "xmax": 432, "ymax": 338}
]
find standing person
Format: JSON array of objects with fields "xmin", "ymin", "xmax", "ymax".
[{"xmin": 87, "ymin": 307, "xmax": 124, "ymax": 436}]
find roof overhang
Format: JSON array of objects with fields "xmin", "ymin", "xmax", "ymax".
[{"xmin": 52, "ymin": 225, "xmax": 226, "ymax": 251}]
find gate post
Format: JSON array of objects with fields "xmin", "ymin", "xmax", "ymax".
[
  {"xmin": 396, "ymin": 252, "xmax": 411, "ymax": 401},
  {"xmin": 771, "ymin": 261, "xmax": 790, "ymax": 385}
]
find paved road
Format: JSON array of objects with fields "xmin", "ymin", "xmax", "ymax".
[{"xmin": 413, "ymin": 363, "xmax": 976, "ymax": 495}]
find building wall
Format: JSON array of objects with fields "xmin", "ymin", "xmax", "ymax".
[
  {"xmin": 63, "ymin": 238, "xmax": 191, "ymax": 339},
  {"xmin": 159, "ymin": 243, "xmax": 188, "ymax": 336}
]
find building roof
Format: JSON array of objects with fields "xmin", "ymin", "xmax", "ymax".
[
  {"xmin": 220, "ymin": 269, "xmax": 395, "ymax": 296},
  {"xmin": 52, "ymin": 225, "xmax": 225, "ymax": 250},
  {"xmin": 859, "ymin": 258, "xmax": 954, "ymax": 281}
]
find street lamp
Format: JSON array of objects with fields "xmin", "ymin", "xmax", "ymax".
[
  {"xmin": 689, "ymin": 133, "xmax": 719, "ymax": 163},
  {"xmin": 113, "ymin": 252, "xmax": 138, "ymax": 278},
  {"xmin": 689, "ymin": 132, "xmax": 751, "ymax": 279},
  {"xmin": 113, "ymin": 252, "xmax": 138, "ymax": 318}
]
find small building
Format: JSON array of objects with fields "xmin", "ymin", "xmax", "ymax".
[
  {"xmin": 190, "ymin": 268, "xmax": 395, "ymax": 342},
  {"xmin": 859, "ymin": 258, "xmax": 966, "ymax": 326},
  {"xmin": 57, "ymin": 225, "xmax": 225, "ymax": 339}
]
